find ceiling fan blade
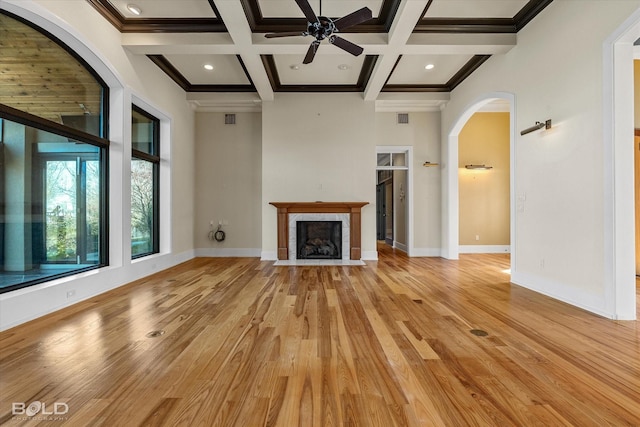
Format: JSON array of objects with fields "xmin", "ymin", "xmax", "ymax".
[
  {"xmin": 303, "ymin": 40, "xmax": 320, "ymax": 64},
  {"xmin": 333, "ymin": 7, "xmax": 372, "ymax": 31},
  {"xmin": 295, "ymin": 0, "xmax": 318, "ymax": 23},
  {"xmin": 265, "ymin": 31, "xmax": 306, "ymax": 38},
  {"xmin": 329, "ymin": 35, "xmax": 364, "ymax": 56}
]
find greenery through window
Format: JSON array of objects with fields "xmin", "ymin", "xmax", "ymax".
[
  {"xmin": 0, "ymin": 120, "xmax": 106, "ymax": 292},
  {"xmin": 0, "ymin": 12, "xmax": 108, "ymax": 293},
  {"xmin": 131, "ymin": 106, "xmax": 159, "ymax": 258}
]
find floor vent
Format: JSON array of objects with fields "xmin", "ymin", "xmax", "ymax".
[
  {"xmin": 397, "ymin": 113, "xmax": 409, "ymax": 124},
  {"xmin": 225, "ymin": 113, "xmax": 236, "ymax": 125}
]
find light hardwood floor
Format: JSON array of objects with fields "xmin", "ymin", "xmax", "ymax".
[{"xmin": 1, "ymin": 246, "xmax": 639, "ymax": 426}]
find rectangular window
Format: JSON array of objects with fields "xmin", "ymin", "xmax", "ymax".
[
  {"xmin": 131, "ymin": 106, "xmax": 159, "ymax": 258},
  {"xmin": 0, "ymin": 118, "xmax": 107, "ymax": 292}
]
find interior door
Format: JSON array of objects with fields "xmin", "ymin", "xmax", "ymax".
[
  {"xmin": 385, "ymin": 181, "xmax": 393, "ymax": 245},
  {"xmin": 376, "ymin": 183, "xmax": 386, "ymax": 240}
]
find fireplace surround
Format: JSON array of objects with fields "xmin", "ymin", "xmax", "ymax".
[{"xmin": 269, "ymin": 202, "xmax": 368, "ymax": 260}]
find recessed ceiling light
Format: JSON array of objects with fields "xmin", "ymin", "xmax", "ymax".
[
  {"xmin": 338, "ymin": 64, "xmax": 350, "ymax": 70},
  {"xmin": 203, "ymin": 64, "xmax": 214, "ymax": 71},
  {"xmin": 290, "ymin": 64, "xmax": 300, "ymax": 70},
  {"xmin": 126, "ymin": 4, "xmax": 142, "ymax": 15},
  {"xmin": 425, "ymin": 63, "xmax": 435, "ymax": 70}
]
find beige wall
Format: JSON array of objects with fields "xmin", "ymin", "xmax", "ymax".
[
  {"xmin": 375, "ymin": 112, "xmax": 442, "ymax": 254},
  {"xmin": 458, "ymin": 112, "xmax": 510, "ymax": 246},
  {"xmin": 261, "ymin": 93, "xmax": 377, "ymax": 259},
  {"xmin": 195, "ymin": 112, "xmax": 262, "ymax": 251}
]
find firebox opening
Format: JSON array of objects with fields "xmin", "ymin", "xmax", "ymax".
[{"xmin": 296, "ymin": 221, "xmax": 342, "ymax": 259}]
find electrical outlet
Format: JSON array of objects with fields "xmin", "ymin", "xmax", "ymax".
[
  {"xmin": 66, "ymin": 290, "xmax": 76, "ymax": 299},
  {"xmin": 475, "ymin": 235, "xmax": 480, "ymax": 241}
]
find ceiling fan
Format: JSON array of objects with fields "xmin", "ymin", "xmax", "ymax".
[{"xmin": 264, "ymin": 0, "xmax": 372, "ymax": 64}]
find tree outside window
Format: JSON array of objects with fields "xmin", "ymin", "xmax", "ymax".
[{"xmin": 131, "ymin": 106, "xmax": 159, "ymax": 258}]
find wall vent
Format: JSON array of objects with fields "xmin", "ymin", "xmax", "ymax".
[
  {"xmin": 397, "ymin": 113, "xmax": 409, "ymax": 124},
  {"xmin": 224, "ymin": 114, "xmax": 236, "ymax": 125}
]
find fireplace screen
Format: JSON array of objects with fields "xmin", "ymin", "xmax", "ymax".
[{"xmin": 296, "ymin": 221, "xmax": 342, "ymax": 259}]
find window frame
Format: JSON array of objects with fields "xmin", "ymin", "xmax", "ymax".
[
  {"xmin": 131, "ymin": 105, "xmax": 160, "ymax": 259},
  {"xmin": 0, "ymin": 11, "xmax": 109, "ymax": 293}
]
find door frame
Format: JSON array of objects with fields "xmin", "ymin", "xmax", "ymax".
[{"xmin": 376, "ymin": 146, "xmax": 413, "ymax": 254}]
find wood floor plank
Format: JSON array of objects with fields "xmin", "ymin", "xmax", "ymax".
[{"xmin": 1, "ymin": 246, "xmax": 639, "ymax": 426}]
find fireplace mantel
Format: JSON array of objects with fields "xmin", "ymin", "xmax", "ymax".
[{"xmin": 270, "ymin": 202, "xmax": 368, "ymax": 260}]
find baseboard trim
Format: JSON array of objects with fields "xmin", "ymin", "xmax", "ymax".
[
  {"xmin": 393, "ymin": 241, "xmax": 408, "ymax": 253},
  {"xmin": 361, "ymin": 251, "xmax": 378, "ymax": 261},
  {"xmin": 195, "ymin": 248, "xmax": 261, "ymax": 258},
  {"xmin": 511, "ymin": 271, "xmax": 614, "ymax": 319},
  {"xmin": 410, "ymin": 248, "xmax": 442, "ymax": 257},
  {"xmin": 459, "ymin": 245, "xmax": 510, "ymax": 254}
]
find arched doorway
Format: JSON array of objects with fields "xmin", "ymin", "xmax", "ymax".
[{"xmin": 443, "ymin": 93, "xmax": 515, "ymax": 271}]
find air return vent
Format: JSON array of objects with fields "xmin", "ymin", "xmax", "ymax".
[
  {"xmin": 224, "ymin": 114, "xmax": 236, "ymax": 125},
  {"xmin": 397, "ymin": 113, "xmax": 409, "ymax": 124}
]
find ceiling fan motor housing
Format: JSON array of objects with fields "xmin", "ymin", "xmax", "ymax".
[{"xmin": 307, "ymin": 18, "xmax": 336, "ymax": 40}]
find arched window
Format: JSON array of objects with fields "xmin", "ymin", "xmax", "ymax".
[{"xmin": 0, "ymin": 11, "xmax": 109, "ymax": 293}]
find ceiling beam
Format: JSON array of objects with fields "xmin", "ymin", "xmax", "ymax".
[
  {"xmin": 213, "ymin": 0, "xmax": 274, "ymax": 101},
  {"xmin": 364, "ymin": 0, "xmax": 431, "ymax": 101}
]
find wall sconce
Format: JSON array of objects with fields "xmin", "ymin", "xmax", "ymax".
[
  {"xmin": 520, "ymin": 119, "xmax": 552, "ymax": 136},
  {"xmin": 464, "ymin": 164, "xmax": 493, "ymax": 170},
  {"xmin": 423, "ymin": 161, "xmax": 439, "ymax": 167}
]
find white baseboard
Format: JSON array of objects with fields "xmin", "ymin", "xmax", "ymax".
[
  {"xmin": 361, "ymin": 251, "xmax": 378, "ymax": 261},
  {"xmin": 410, "ymin": 248, "xmax": 442, "ymax": 257},
  {"xmin": 260, "ymin": 251, "xmax": 277, "ymax": 261},
  {"xmin": 511, "ymin": 271, "xmax": 614, "ymax": 319},
  {"xmin": 393, "ymin": 241, "xmax": 408, "ymax": 253},
  {"xmin": 459, "ymin": 245, "xmax": 511, "ymax": 254},
  {"xmin": 195, "ymin": 248, "xmax": 261, "ymax": 257}
]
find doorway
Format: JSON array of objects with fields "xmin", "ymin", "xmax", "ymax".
[
  {"xmin": 376, "ymin": 147, "xmax": 411, "ymax": 253},
  {"xmin": 376, "ymin": 173, "xmax": 393, "ymax": 245}
]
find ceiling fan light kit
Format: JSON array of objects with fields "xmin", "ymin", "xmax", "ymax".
[{"xmin": 265, "ymin": 0, "xmax": 372, "ymax": 64}]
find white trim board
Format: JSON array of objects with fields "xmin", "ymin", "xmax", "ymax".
[
  {"xmin": 459, "ymin": 245, "xmax": 510, "ymax": 254},
  {"xmin": 195, "ymin": 248, "xmax": 261, "ymax": 257}
]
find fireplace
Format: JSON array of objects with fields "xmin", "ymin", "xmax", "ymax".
[
  {"xmin": 296, "ymin": 221, "xmax": 342, "ymax": 259},
  {"xmin": 269, "ymin": 202, "xmax": 368, "ymax": 261}
]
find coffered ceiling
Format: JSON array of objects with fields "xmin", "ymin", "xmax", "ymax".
[{"xmin": 86, "ymin": 0, "xmax": 553, "ymax": 103}]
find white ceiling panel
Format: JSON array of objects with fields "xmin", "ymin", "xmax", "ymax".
[
  {"xmin": 424, "ymin": 0, "xmax": 529, "ymax": 19},
  {"xmin": 108, "ymin": 0, "xmax": 216, "ymax": 18},
  {"xmin": 274, "ymin": 54, "xmax": 366, "ymax": 85},
  {"xmin": 387, "ymin": 54, "xmax": 474, "ymax": 85},
  {"xmin": 258, "ymin": 1, "xmax": 383, "ymax": 19},
  {"xmin": 164, "ymin": 55, "xmax": 250, "ymax": 85}
]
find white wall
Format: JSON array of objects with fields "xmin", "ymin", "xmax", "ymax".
[
  {"xmin": 261, "ymin": 93, "xmax": 377, "ymax": 260},
  {"xmin": 0, "ymin": 0, "xmax": 196, "ymax": 330},
  {"xmin": 194, "ymin": 112, "xmax": 262, "ymax": 256},
  {"xmin": 441, "ymin": 0, "xmax": 640, "ymax": 318}
]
